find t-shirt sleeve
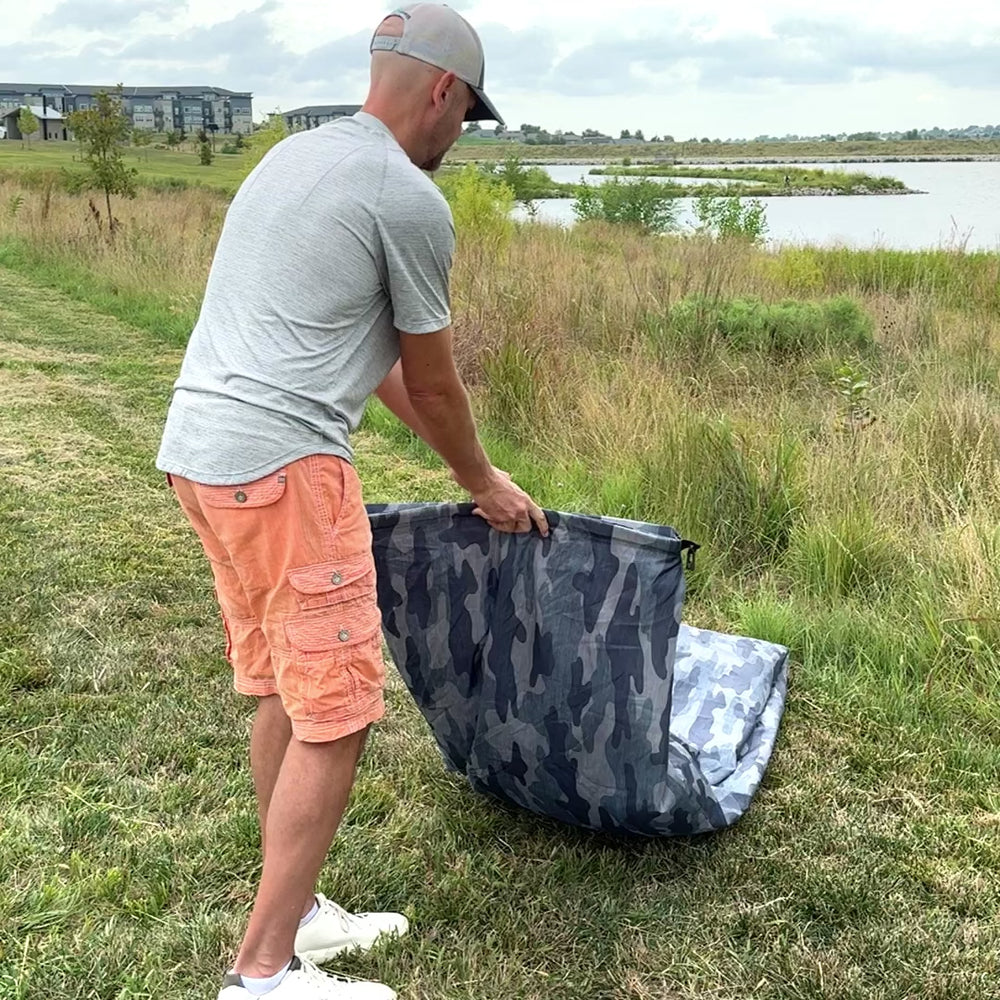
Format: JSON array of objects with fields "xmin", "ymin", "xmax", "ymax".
[{"xmin": 376, "ymin": 180, "xmax": 455, "ymax": 335}]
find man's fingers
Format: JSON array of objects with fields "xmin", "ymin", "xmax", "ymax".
[
  {"xmin": 473, "ymin": 506, "xmax": 514, "ymax": 532},
  {"xmin": 473, "ymin": 502, "xmax": 549, "ymax": 537},
  {"xmin": 530, "ymin": 506, "xmax": 550, "ymax": 537}
]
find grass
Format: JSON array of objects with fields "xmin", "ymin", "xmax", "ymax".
[
  {"xmin": 1, "ymin": 165, "xmax": 999, "ymax": 999},
  {"xmin": 450, "ymin": 137, "xmax": 1000, "ymax": 162},
  {"xmin": 0, "ymin": 139, "xmax": 252, "ymax": 195},
  {"xmin": 587, "ymin": 165, "xmax": 914, "ymax": 197}
]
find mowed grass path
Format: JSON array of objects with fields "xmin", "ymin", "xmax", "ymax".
[{"xmin": 0, "ymin": 264, "xmax": 997, "ymax": 1000}]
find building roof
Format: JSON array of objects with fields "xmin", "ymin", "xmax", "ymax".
[
  {"xmin": 0, "ymin": 83, "xmax": 252, "ymax": 99},
  {"xmin": 2, "ymin": 104, "xmax": 64, "ymax": 121},
  {"xmin": 284, "ymin": 105, "xmax": 362, "ymax": 118}
]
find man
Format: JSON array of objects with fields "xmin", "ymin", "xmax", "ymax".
[{"xmin": 156, "ymin": 5, "xmax": 548, "ymax": 999}]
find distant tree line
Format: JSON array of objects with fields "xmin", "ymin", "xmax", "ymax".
[{"xmin": 462, "ymin": 121, "xmax": 1000, "ymax": 145}]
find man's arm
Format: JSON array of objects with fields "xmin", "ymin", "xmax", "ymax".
[
  {"xmin": 373, "ymin": 359, "xmax": 431, "ymax": 446},
  {"xmin": 375, "ymin": 328, "xmax": 548, "ymax": 536}
]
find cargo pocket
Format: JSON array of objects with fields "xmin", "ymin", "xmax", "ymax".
[
  {"xmin": 283, "ymin": 581, "xmax": 384, "ymax": 718},
  {"xmin": 287, "ymin": 555, "xmax": 375, "ymax": 611},
  {"xmin": 197, "ymin": 470, "xmax": 287, "ymax": 509},
  {"xmin": 284, "ymin": 574, "xmax": 382, "ymax": 651}
]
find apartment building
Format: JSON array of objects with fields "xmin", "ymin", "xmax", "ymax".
[
  {"xmin": 283, "ymin": 105, "xmax": 362, "ymax": 132},
  {"xmin": 0, "ymin": 84, "xmax": 254, "ymax": 135}
]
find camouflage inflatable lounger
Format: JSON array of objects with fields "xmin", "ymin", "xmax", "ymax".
[{"xmin": 368, "ymin": 503, "xmax": 789, "ymax": 836}]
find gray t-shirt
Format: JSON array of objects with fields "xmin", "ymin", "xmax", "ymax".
[{"xmin": 156, "ymin": 112, "xmax": 454, "ymax": 485}]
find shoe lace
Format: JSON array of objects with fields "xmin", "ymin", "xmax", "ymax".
[
  {"xmin": 297, "ymin": 957, "xmax": 367, "ymax": 997},
  {"xmin": 317, "ymin": 896, "xmax": 358, "ymax": 934}
]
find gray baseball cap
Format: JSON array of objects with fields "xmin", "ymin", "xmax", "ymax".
[{"xmin": 370, "ymin": 3, "xmax": 505, "ymax": 126}]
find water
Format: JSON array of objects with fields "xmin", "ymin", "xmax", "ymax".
[{"xmin": 514, "ymin": 161, "xmax": 1000, "ymax": 250}]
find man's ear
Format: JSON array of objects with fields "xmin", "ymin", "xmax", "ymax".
[{"xmin": 431, "ymin": 70, "xmax": 459, "ymax": 111}]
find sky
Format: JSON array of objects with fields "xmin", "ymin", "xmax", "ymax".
[{"xmin": 3, "ymin": 0, "xmax": 1000, "ymax": 138}]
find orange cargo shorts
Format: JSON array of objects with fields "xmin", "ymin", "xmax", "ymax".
[{"xmin": 169, "ymin": 454, "xmax": 386, "ymax": 743}]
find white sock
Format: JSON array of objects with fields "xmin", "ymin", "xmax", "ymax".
[
  {"xmin": 238, "ymin": 960, "xmax": 293, "ymax": 996},
  {"xmin": 299, "ymin": 896, "xmax": 320, "ymax": 927}
]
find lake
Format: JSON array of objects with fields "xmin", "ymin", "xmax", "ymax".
[{"xmin": 514, "ymin": 162, "xmax": 1000, "ymax": 251}]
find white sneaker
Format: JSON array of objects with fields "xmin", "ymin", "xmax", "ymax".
[
  {"xmin": 218, "ymin": 956, "xmax": 396, "ymax": 1000},
  {"xmin": 294, "ymin": 894, "xmax": 410, "ymax": 965}
]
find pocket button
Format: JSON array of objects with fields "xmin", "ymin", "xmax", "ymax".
[
  {"xmin": 235, "ymin": 491, "xmax": 247, "ymax": 503},
  {"xmin": 331, "ymin": 572, "xmax": 343, "ymax": 585},
  {"xmin": 338, "ymin": 629, "xmax": 350, "ymax": 642}
]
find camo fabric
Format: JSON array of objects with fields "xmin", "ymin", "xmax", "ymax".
[{"xmin": 368, "ymin": 502, "xmax": 789, "ymax": 836}]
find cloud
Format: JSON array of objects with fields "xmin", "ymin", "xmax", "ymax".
[
  {"xmin": 3, "ymin": 11, "xmax": 999, "ymax": 124},
  {"xmin": 0, "ymin": 5, "xmax": 297, "ymax": 94},
  {"xmin": 773, "ymin": 18, "xmax": 1000, "ymax": 88},
  {"xmin": 287, "ymin": 31, "xmax": 370, "ymax": 86},
  {"xmin": 44, "ymin": 0, "xmax": 177, "ymax": 32},
  {"xmin": 476, "ymin": 23, "xmax": 559, "ymax": 90},
  {"xmin": 545, "ymin": 21, "xmax": 1000, "ymax": 96},
  {"xmin": 116, "ymin": 4, "xmax": 278, "ymax": 66}
]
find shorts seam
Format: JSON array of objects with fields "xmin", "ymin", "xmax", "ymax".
[
  {"xmin": 291, "ymin": 694, "xmax": 385, "ymax": 742},
  {"xmin": 235, "ymin": 677, "xmax": 278, "ymax": 697}
]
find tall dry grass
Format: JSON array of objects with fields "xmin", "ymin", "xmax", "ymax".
[
  {"xmin": 444, "ymin": 195, "xmax": 1000, "ymax": 702},
  {"xmin": 1, "ymin": 175, "xmax": 998, "ymax": 702},
  {"xmin": 0, "ymin": 177, "xmax": 222, "ymax": 338}
]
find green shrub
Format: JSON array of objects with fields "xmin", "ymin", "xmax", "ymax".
[
  {"xmin": 439, "ymin": 163, "xmax": 514, "ymax": 257},
  {"xmin": 480, "ymin": 156, "xmax": 565, "ymax": 202},
  {"xmin": 651, "ymin": 294, "xmax": 875, "ymax": 356},
  {"xmin": 241, "ymin": 114, "xmax": 288, "ymax": 177},
  {"xmin": 142, "ymin": 176, "xmax": 193, "ymax": 192},
  {"xmin": 770, "ymin": 247, "xmax": 826, "ymax": 293},
  {"xmin": 0, "ymin": 167, "xmax": 90, "ymax": 194},
  {"xmin": 693, "ymin": 193, "xmax": 768, "ymax": 244},
  {"xmin": 573, "ymin": 178, "xmax": 678, "ymax": 233}
]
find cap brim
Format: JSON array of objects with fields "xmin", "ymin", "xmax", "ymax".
[{"xmin": 466, "ymin": 86, "xmax": 504, "ymax": 127}]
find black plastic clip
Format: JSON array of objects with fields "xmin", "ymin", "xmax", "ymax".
[{"xmin": 680, "ymin": 540, "xmax": 700, "ymax": 572}]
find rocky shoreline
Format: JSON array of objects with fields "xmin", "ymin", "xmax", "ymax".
[
  {"xmin": 501, "ymin": 154, "xmax": 1000, "ymax": 167},
  {"xmin": 771, "ymin": 186, "xmax": 924, "ymax": 196},
  {"xmin": 674, "ymin": 154, "xmax": 1000, "ymax": 165}
]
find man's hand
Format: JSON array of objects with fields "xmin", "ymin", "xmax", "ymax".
[
  {"xmin": 468, "ymin": 467, "xmax": 549, "ymax": 537},
  {"xmin": 388, "ymin": 334, "xmax": 549, "ymax": 538}
]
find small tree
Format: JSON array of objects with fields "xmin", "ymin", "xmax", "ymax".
[
  {"xmin": 17, "ymin": 107, "xmax": 39, "ymax": 147},
  {"xmin": 241, "ymin": 112, "xmax": 288, "ymax": 177},
  {"xmin": 66, "ymin": 86, "xmax": 137, "ymax": 235},
  {"xmin": 199, "ymin": 138, "xmax": 214, "ymax": 166}
]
